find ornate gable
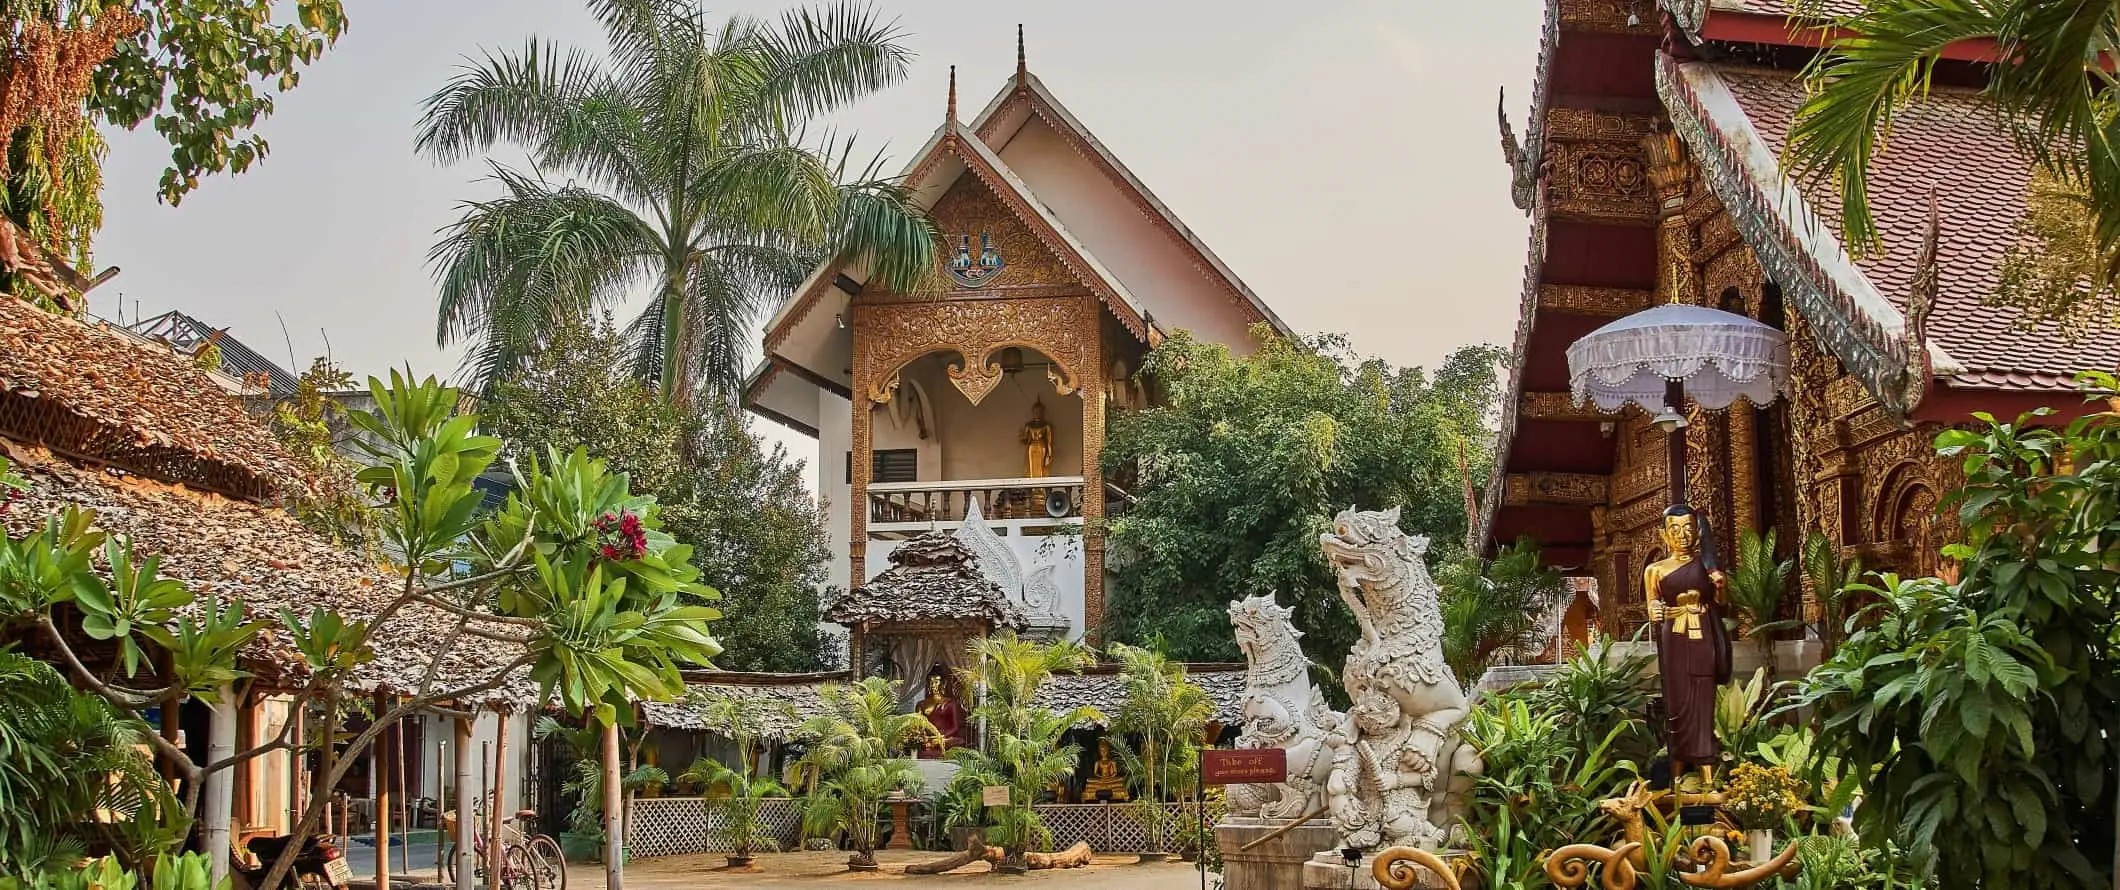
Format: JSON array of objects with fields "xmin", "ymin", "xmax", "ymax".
[{"xmin": 894, "ymin": 171, "xmax": 1086, "ymax": 299}]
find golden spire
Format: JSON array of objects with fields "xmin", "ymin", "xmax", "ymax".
[
  {"xmin": 946, "ymin": 64, "xmax": 958, "ymax": 123},
  {"xmin": 1016, "ymin": 24, "xmax": 1027, "ymax": 85}
]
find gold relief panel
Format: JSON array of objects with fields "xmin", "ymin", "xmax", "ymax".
[
  {"xmin": 1521, "ymin": 391, "xmax": 1618, "ymax": 421},
  {"xmin": 853, "ymin": 296, "xmax": 1090, "ymax": 406},
  {"xmin": 1611, "ymin": 493, "xmax": 1669, "ymax": 534},
  {"xmin": 1695, "ymin": 212, "xmax": 1744, "ymax": 266},
  {"xmin": 1702, "ymin": 245, "xmax": 1762, "ymax": 307},
  {"xmin": 1545, "ymin": 140, "xmax": 1656, "ymax": 224},
  {"xmin": 1825, "ymin": 375, "xmax": 1876, "ymax": 420},
  {"xmin": 1559, "ymin": 0, "xmax": 1661, "ymax": 33},
  {"xmin": 920, "ymin": 172, "xmax": 1075, "ymax": 294},
  {"xmin": 1539, "ymin": 284, "xmax": 1652, "ymax": 317},
  {"xmin": 1503, "ymin": 472, "xmax": 1611, "ymax": 507},
  {"xmin": 1545, "ymin": 108, "xmax": 1659, "ymax": 142}
]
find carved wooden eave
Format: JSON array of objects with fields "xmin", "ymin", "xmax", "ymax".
[
  {"xmin": 1522, "ymin": 391, "xmax": 1619, "ymax": 421},
  {"xmin": 1543, "ymin": 108, "xmax": 1661, "ymax": 226},
  {"xmin": 1655, "ymin": 55, "xmax": 1954, "ymax": 418},
  {"xmin": 1504, "ymin": 472, "xmax": 1611, "ymax": 507}
]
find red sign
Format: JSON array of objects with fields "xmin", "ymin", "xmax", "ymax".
[{"xmin": 1201, "ymin": 748, "xmax": 1287, "ymax": 786}]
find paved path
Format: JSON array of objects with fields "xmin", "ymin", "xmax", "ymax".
[{"xmin": 575, "ymin": 850, "xmax": 1215, "ymax": 889}]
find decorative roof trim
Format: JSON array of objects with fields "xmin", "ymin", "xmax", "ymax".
[
  {"xmin": 1655, "ymin": 56, "xmax": 1947, "ymax": 417},
  {"xmin": 1477, "ymin": 216, "xmax": 1550, "ymax": 552}
]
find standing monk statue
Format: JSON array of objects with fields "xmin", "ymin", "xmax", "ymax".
[
  {"xmin": 1020, "ymin": 400, "xmax": 1054, "ymax": 478},
  {"xmin": 1641, "ymin": 504, "xmax": 1732, "ymax": 790}
]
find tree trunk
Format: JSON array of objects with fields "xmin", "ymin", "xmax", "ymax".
[
  {"xmin": 603, "ymin": 720, "xmax": 624, "ymax": 890},
  {"xmin": 1027, "ymin": 841, "xmax": 1092, "ymax": 869},
  {"xmin": 904, "ymin": 838, "xmax": 986, "ymax": 875},
  {"xmin": 205, "ymin": 684, "xmax": 238, "ymax": 889},
  {"xmin": 376, "ymin": 693, "xmax": 393, "ymax": 890},
  {"xmin": 488, "ymin": 713, "xmax": 508, "ymax": 890}
]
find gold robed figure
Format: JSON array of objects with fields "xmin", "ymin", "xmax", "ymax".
[
  {"xmin": 1641, "ymin": 505, "xmax": 1732, "ymax": 788},
  {"xmin": 1020, "ymin": 400, "xmax": 1054, "ymax": 478},
  {"xmin": 916, "ymin": 674, "xmax": 963, "ymax": 758}
]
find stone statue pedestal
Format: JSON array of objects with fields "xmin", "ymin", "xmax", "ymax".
[
  {"xmin": 1216, "ymin": 818, "xmax": 1337, "ymax": 890},
  {"xmin": 1301, "ymin": 849, "xmax": 1468, "ymax": 890}
]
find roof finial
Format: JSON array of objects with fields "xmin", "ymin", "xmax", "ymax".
[
  {"xmin": 946, "ymin": 64, "xmax": 958, "ymax": 122},
  {"xmin": 1016, "ymin": 24, "xmax": 1027, "ymax": 84}
]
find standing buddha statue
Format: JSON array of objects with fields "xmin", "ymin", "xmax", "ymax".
[
  {"xmin": 1641, "ymin": 504, "xmax": 1733, "ymax": 789},
  {"xmin": 1020, "ymin": 400, "xmax": 1054, "ymax": 479}
]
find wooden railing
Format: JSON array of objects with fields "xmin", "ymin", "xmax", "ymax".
[{"xmin": 867, "ymin": 476, "xmax": 1085, "ymax": 528}]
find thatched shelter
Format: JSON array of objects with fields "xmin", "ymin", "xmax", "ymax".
[{"xmin": 827, "ymin": 531, "xmax": 1028, "ymax": 710}]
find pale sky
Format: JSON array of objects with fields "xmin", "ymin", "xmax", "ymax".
[{"xmin": 91, "ymin": 0, "xmax": 1542, "ymax": 457}]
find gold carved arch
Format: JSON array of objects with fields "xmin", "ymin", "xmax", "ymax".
[{"xmin": 854, "ymin": 296, "xmax": 1089, "ymax": 406}]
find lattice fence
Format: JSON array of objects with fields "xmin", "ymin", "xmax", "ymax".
[
  {"xmin": 626, "ymin": 797, "xmax": 804, "ymax": 859},
  {"xmin": 1031, "ymin": 802, "xmax": 1222, "ymax": 852}
]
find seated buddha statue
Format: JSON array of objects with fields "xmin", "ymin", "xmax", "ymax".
[
  {"xmin": 916, "ymin": 674, "xmax": 964, "ymax": 758},
  {"xmin": 1081, "ymin": 737, "xmax": 1130, "ymax": 803}
]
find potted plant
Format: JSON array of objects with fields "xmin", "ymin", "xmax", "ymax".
[
  {"xmin": 1722, "ymin": 762, "xmax": 1804, "ymax": 862},
  {"xmin": 681, "ymin": 758, "xmax": 787, "ymax": 867}
]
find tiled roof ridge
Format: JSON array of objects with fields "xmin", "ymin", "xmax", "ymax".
[
  {"xmin": 1655, "ymin": 55, "xmax": 1929, "ymax": 416},
  {"xmin": 0, "ymin": 297, "xmax": 311, "ymax": 501}
]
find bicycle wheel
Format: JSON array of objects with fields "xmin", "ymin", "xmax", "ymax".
[
  {"xmin": 502, "ymin": 845, "xmax": 539, "ymax": 890},
  {"xmin": 524, "ymin": 835, "xmax": 567, "ymax": 890}
]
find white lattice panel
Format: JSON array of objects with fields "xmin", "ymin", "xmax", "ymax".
[{"xmin": 627, "ymin": 797, "xmax": 803, "ymax": 859}]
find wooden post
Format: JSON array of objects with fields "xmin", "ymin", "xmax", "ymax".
[
  {"xmin": 375, "ymin": 693, "xmax": 393, "ymax": 890},
  {"xmin": 602, "ymin": 719, "xmax": 624, "ymax": 890},
  {"xmin": 204, "ymin": 684, "xmax": 237, "ymax": 889},
  {"xmin": 454, "ymin": 715, "xmax": 477, "ymax": 890},
  {"xmin": 488, "ymin": 712, "xmax": 509, "ymax": 890}
]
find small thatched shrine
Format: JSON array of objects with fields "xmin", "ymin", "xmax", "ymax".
[{"xmin": 827, "ymin": 530, "xmax": 1028, "ymax": 716}]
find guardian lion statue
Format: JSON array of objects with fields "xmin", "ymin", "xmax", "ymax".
[
  {"xmin": 1317, "ymin": 506, "xmax": 1482, "ymax": 850},
  {"xmin": 1225, "ymin": 594, "xmax": 1340, "ymax": 821}
]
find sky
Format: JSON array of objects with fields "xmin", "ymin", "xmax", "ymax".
[{"xmin": 90, "ymin": 0, "xmax": 1544, "ymax": 460}]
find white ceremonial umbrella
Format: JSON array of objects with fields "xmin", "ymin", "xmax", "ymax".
[{"xmin": 1565, "ymin": 302, "xmax": 1790, "ymax": 506}]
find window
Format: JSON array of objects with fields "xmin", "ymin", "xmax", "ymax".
[{"xmin": 871, "ymin": 449, "xmax": 918, "ymax": 484}]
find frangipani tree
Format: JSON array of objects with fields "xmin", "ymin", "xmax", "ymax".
[{"xmin": 0, "ymin": 372, "xmax": 723, "ymax": 889}]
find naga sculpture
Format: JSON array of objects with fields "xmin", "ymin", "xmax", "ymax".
[
  {"xmin": 1225, "ymin": 594, "xmax": 1341, "ymax": 821},
  {"xmin": 1318, "ymin": 506, "xmax": 1482, "ymax": 850}
]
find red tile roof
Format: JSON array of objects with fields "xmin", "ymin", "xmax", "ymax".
[
  {"xmin": 1713, "ymin": 66, "xmax": 2120, "ymax": 393},
  {"xmin": 0, "ymin": 298, "xmax": 311, "ymax": 498}
]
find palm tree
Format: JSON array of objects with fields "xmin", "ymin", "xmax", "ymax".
[
  {"xmin": 796, "ymin": 677, "xmax": 935, "ymax": 869},
  {"xmin": 949, "ymin": 633, "xmax": 1098, "ymax": 872},
  {"xmin": 958, "ymin": 632, "xmax": 1097, "ymax": 742},
  {"xmin": 416, "ymin": 0, "xmax": 937, "ymax": 400},
  {"xmin": 1786, "ymin": 1, "xmax": 2120, "ymax": 327},
  {"xmin": 1105, "ymin": 643, "xmax": 1211, "ymax": 857}
]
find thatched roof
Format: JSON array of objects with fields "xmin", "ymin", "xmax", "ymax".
[
  {"xmin": 642, "ymin": 665, "xmax": 1248, "ymax": 737},
  {"xmin": 639, "ymin": 671, "xmax": 851, "ymax": 741},
  {"xmin": 825, "ymin": 532, "xmax": 1028, "ymax": 629},
  {"xmin": 0, "ymin": 299, "xmax": 310, "ymax": 500},
  {"xmin": 1, "ymin": 442, "xmax": 534, "ymax": 708},
  {"xmin": 1032, "ymin": 663, "xmax": 1247, "ymax": 730}
]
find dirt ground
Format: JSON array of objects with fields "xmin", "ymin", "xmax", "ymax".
[{"xmin": 570, "ymin": 850, "xmax": 1215, "ymax": 889}]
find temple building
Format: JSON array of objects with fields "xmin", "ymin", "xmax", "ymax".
[
  {"xmin": 1483, "ymin": 0, "xmax": 2120, "ymax": 650},
  {"xmin": 744, "ymin": 32, "xmax": 1287, "ymax": 645}
]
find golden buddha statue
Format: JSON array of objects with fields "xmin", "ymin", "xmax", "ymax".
[
  {"xmin": 1020, "ymin": 400, "xmax": 1054, "ymax": 478},
  {"xmin": 1642, "ymin": 505, "xmax": 1732, "ymax": 790},
  {"xmin": 1081, "ymin": 737, "xmax": 1130, "ymax": 802},
  {"xmin": 915, "ymin": 674, "xmax": 963, "ymax": 758}
]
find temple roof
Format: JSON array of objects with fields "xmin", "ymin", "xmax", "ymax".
[
  {"xmin": 0, "ymin": 299, "xmax": 310, "ymax": 500},
  {"xmin": 126, "ymin": 310, "xmax": 301, "ymax": 397},
  {"xmin": 640, "ymin": 671, "xmax": 849, "ymax": 740},
  {"xmin": 1031, "ymin": 663, "xmax": 1246, "ymax": 730},
  {"xmin": 2, "ymin": 443, "xmax": 534, "ymax": 707},
  {"xmin": 824, "ymin": 531, "xmax": 1030, "ymax": 629},
  {"xmin": 1662, "ymin": 61, "xmax": 2120, "ymax": 403}
]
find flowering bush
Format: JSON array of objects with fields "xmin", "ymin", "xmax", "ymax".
[
  {"xmin": 594, "ymin": 509, "xmax": 647, "ymax": 562},
  {"xmin": 1722, "ymin": 762, "xmax": 1804, "ymax": 830}
]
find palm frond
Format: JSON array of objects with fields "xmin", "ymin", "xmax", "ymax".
[{"xmin": 751, "ymin": 1, "xmax": 914, "ymax": 125}]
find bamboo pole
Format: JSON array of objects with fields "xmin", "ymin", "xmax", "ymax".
[
  {"xmin": 488, "ymin": 712, "xmax": 509, "ymax": 890},
  {"xmin": 375, "ymin": 692, "xmax": 393, "ymax": 890}
]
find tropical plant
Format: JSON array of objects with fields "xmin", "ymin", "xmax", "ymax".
[
  {"xmin": 416, "ymin": 0, "xmax": 937, "ymax": 399},
  {"xmin": 1791, "ymin": 395, "xmax": 2120, "ymax": 889},
  {"xmin": 1105, "ymin": 643, "xmax": 1212, "ymax": 854},
  {"xmin": 680, "ymin": 758, "xmax": 788, "ymax": 859},
  {"xmin": 1800, "ymin": 530, "xmax": 1864, "ymax": 661},
  {"xmin": 1786, "ymin": 0, "xmax": 2120, "ymax": 332},
  {"xmin": 1724, "ymin": 528, "xmax": 1795, "ymax": 676},
  {"xmin": 797, "ymin": 677, "xmax": 934, "ymax": 868},
  {"xmin": 0, "ymin": 650, "xmax": 183, "ymax": 874},
  {"xmin": 949, "ymin": 633, "xmax": 1099, "ymax": 871},
  {"xmin": 1100, "ymin": 328, "xmax": 1504, "ymax": 667},
  {"xmin": 1521, "ymin": 629, "xmax": 1655, "ymax": 764},
  {"xmin": 1437, "ymin": 536, "xmax": 1566, "ymax": 684},
  {"xmin": 0, "ymin": 851, "xmax": 221, "ymax": 890},
  {"xmin": 1713, "ymin": 667, "xmax": 1776, "ymax": 764},
  {"xmin": 1461, "ymin": 690, "xmax": 1638, "ymax": 859}
]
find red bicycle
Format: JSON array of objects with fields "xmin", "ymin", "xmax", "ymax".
[{"xmin": 442, "ymin": 803, "xmax": 567, "ymax": 890}]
